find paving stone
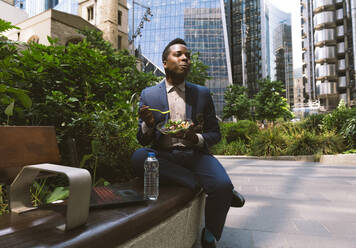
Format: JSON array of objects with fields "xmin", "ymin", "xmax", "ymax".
[{"xmin": 215, "ymin": 159, "xmax": 356, "ymax": 248}]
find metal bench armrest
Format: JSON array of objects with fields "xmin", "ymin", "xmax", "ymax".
[{"xmin": 10, "ymin": 163, "xmax": 92, "ymax": 231}]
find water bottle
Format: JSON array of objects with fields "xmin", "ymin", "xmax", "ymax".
[{"xmin": 144, "ymin": 152, "xmax": 159, "ymax": 200}]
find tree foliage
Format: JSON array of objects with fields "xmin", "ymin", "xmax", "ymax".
[
  {"xmin": 254, "ymin": 78, "xmax": 293, "ymax": 123},
  {"xmin": 0, "ymin": 19, "xmax": 31, "ymax": 124},
  {"xmin": 0, "ymin": 27, "xmax": 158, "ymax": 182},
  {"xmin": 223, "ymin": 84, "xmax": 252, "ymax": 120},
  {"xmin": 186, "ymin": 52, "xmax": 211, "ymax": 86}
]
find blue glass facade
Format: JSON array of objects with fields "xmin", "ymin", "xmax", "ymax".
[
  {"xmin": 15, "ymin": 0, "xmax": 77, "ymax": 17},
  {"xmin": 129, "ymin": 0, "xmax": 232, "ymax": 116}
]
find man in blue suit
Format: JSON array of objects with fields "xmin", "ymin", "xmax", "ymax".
[{"xmin": 131, "ymin": 38, "xmax": 244, "ymax": 248}]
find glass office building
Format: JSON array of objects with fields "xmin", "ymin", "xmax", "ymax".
[
  {"xmin": 15, "ymin": 0, "xmax": 77, "ymax": 17},
  {"xmin": 228, "ymin": 0, "xmax": 267, "ymax": 96},
  {"xmin": 129, "ymin": 0, "xmax": 232, "ymax": 116},
  {"xmin": 301, "ymin": 0, "xmax": 356, "ymax": 110},
  {"xmin": 227, "ymin": 0, "xmax": 292, "ymax": 97},
  {"xmin": 53, "ymin": 0, "xmax": 77, "ymax": 15}
]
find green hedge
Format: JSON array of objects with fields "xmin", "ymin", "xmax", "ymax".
[{"xmin": 213, "ymin": 106, "xmax": 355, "ymax": 156}]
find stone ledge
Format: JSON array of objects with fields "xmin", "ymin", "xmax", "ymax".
[
  {"xmin": 319, "ymin": 154, "xmax": 356, "ymax": 165},
  {"xmin": 214, "ymin": 155, "xmax": 316, "ymax": 162},
  {"xmin": 117, "ymin": 193, "xmax": 205, "ymax": 248}
]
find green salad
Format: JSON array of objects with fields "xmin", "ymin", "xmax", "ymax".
[{"xmin": 161, "ymin": 120, "xmax": 192, "ymax": 134}]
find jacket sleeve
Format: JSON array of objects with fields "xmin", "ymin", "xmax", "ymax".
[
  {"xmin": 136, "ymin": 89, "xmax": 155, "ymax": 146},
  {"xmin": 201, "ymin": 89, "xmax": 221, "ymax": 148}
]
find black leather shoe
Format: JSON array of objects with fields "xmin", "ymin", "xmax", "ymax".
[
  {"xmin": 201, "ymin": 228, "xmax": 216, "ymax": 248},
  {"xmin": 231, "ymin": 189, "xmax": 245, "ymax": 208}
]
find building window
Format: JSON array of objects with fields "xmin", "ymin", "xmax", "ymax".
[
  {"xmin": 87, "ymin": 6, "xmax": 94, "ymax": 21},
  {"xmin": 118, "ymin": 10, "xmax": 122, "ymax": 25},
  {"xmin": 117, "ymin": 35, "xmax": 122, "ymax": 49}
]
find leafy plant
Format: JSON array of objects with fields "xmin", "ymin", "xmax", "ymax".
[
  {"xmin": 300, "ymin": 113, "xmax": 325, "ymax": 134},
  {"xmin": 0, "ymin": 184, "xmax": 9, "ymax": 215},
  {"xmin": 46, "ymin": 186, "xmax": 69, "ymax": 204},
  {"xmin": 0, "ymin": 28, "xmax": 157, "ymax": 188},
  {"xmin": 341, "ymin": 116, "xmax": 356, "ymax": 148},
  {"xmin": 211, "ymin": 139, "xmax": 250, "ymax": 155},
  {"xmin": 322, "ymin": 104, "xmax": 356, "ymax": 133},
  {"xmin": 249, "ymin": 128, "xmax": 288, "ymax": 156},
  {"xmin": 186, "ymin": 52, "xmax": 211, "ymax": 86},
  {"xmin": 343, "ymin": 149, "xmax": 356, "ymax": 154},
  {"xmin": 226, "ymin": 120, "xmax": 258, "ymax": 143},
  {"xmin": 254, "ymin": 78, "xmax": 294, "ymax": 123},
  {"xmin": 223, "ymin": 84, "xmax": 253, "ymax": 120},
  {"xmin": 30, "ymin": 179, "xmax": 51, "ymax": 207},
  {"xmin": 0, "ymin": 20, "xmax": 32, "ymax": 124}
]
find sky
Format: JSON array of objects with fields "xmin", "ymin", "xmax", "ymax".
[{"xmin": 269, "ymin": 0, "xmax": 302, "ymax": 71}]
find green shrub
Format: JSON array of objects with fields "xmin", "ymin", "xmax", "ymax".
[
  {"xmin": 211, "ymin": 139, "xmax": 250, "ymax": 155},
  {"xmin": 322, "ymin": 105, "xmax": 356, "ymax": 133},
  {"xmin": 286, "ymin": 130, "xmax": 345, "ymax": 155},
  {"xmin": 219, "ymin": 122, "xmax": 238, "ymax": 139},
  {"xmin": 0, "ymin": 184, "xmax": 9, "ymax": 216},
  {"xmin": 341, "ymin": 116, "xmax": 356, "ymax": 148},
  {"xmin": 317, "ymin": 131, "xmax": 345, "ymax": 154},
  {"xmin": 286, "ymin": 130, "xmax": 320, "ymax": 155},
  {"xmin": 249, "ymin": 128, "xmax": 287, "ymax": 156},
  {"xmin": 226, "ymin": 120, "xmax": 258, "ymax": 143},
  {"xmin": 343, "ymin": 149, "xmax": 356, "ymax": 154},
  {"xmin": 300, "ymin": 114, "xmax": 325, "ymax": 134}
]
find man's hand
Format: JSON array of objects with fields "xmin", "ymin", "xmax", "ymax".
[
  {"xmin": 171, "ymin": 124, "xmax": 199, "ymax": 144},
  {"xmin": 139, "ymin": 105, "xmax": 155, "ymax": 128}
]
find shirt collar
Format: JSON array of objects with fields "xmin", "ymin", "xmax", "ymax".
[{"xmin": 165, "ymin": 80, "xmax": 186, "ymax": 93}]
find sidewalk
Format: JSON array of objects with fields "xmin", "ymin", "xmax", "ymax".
[
  {"xmin": 216, "ymin": 158, "xmax": 356, "ymax": 248},
  {"xmin": 214, "ymin": 154, "xmax": 356, "ymax": 165}
]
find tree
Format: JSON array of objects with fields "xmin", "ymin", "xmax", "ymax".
[
  {"xmin": 186, "ymin": 52, "xmax": 211, "ymax": 86},
  {"xmin": 254, "ymin": 78, "xmax": 293, "ymax": 123},
  {"xmin": 223, "ymin": 84, "xmax": 252, "ymax": 120}
]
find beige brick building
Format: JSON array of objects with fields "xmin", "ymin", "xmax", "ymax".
[
  {"xmin": 4, "ymin": 9, "xmax": 99, "ymax": 46},
  {"xmin": 78, "ymin": 0, "xmax": 129, "ymax": 50}
]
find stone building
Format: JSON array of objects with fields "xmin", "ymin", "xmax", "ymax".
[
  {"xmin": 4, "ymin": 8, "xmax": 98, "ymax": 46},
  {"xmin": 0, "ymin": 0, "xmax": 28, "ymax": 25},
  {"xmin": 78, "ymin": 0, "xmax": 128, "ymax": 50}
]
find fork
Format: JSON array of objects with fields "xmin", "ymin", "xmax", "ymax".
[{"xmin": 148, "ymin": 108, "xmax": 170, "ymax": 114}]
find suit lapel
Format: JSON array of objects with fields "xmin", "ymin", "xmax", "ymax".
[{"xmin": 185, "ymin": 82, "xmax": 193, "ymax": 121}]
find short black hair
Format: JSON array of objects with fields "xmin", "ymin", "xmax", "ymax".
[{"xmin": 162, "ymin": 38, "xmax": 187, "ymax": 63}]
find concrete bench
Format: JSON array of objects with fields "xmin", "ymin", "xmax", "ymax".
[{"xmin": 0, "ymin": 126, "xmax": 204, "ymax": 247}]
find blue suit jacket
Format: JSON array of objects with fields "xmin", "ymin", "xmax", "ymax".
[{"xmin": 137, "ymin": 79, "xmax": 221, "ymax": 153}]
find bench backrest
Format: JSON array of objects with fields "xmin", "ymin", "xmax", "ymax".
[{"xmin": 0, "ymin": 126, "xmax": 60, "ymax": 184}]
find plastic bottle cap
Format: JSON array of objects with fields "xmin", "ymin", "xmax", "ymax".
[{"xmin": 148, "ymin": 152, "xmax": 156, "ymax": 157}]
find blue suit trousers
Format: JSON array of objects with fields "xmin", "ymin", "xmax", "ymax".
[{"xmin": 131, "ymin": 148, "xmax": 233, "ymax": 240}]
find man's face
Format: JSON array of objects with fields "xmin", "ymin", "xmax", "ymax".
[{"xmin": 163, "ymin": 44, "xmax": 191, "ymax": 77}]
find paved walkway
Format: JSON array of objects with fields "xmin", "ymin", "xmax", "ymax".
[{"xmin": 217, "ymin": 158, "xmax": 356, "ymax": 248}]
